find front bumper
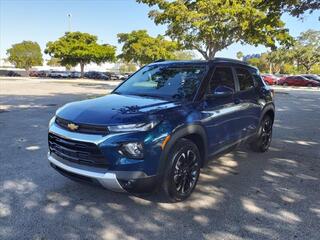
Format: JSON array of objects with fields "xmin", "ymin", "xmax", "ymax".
[
  {"xmin": 49, "ymin": 152, "xmax": 159, "ymax": 193},
  {"xmin": 48, "ymin": 153, "xmax": 125, "ymax": 192}
]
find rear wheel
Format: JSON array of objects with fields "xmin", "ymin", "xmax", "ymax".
[
  {"xmin": 307, "ymin": 83, "xmax": 312, "ymax": 87},
  {"xmin": 283, "ymin": 82, "xmax": 288, "ymax": 86},
  {"xmin": 250, "ymin": 115, "xmax": 273, "ymax": 152},
  {"xmin": 162, "ymin": 139, "xmax": 201, "ymax": 202}
]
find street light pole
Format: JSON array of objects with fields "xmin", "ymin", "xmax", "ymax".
[{"xmin": 67, "ymin": 13, "xmax": 72, "ymax": 32}]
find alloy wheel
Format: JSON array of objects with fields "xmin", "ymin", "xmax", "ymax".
[
  {"xmin": 261, "ymin": 118, "xmax": 272, "ymax": 149},
  {"xmin": 173, "ymin": 149, "xmax": 200, "ymax": 195}
]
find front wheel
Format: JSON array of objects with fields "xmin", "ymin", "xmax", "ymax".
[
  {"xmin": 162, "ymin": 139, "xmax": 201, "ymax": 202},
  {"xmin": 250, "ymin": 115, "xmax": 273, "ymax": 152}
]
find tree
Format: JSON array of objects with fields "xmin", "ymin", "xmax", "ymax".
[
  {"xmin": 265, "ymin": 48, "xmax": 292, "ymax": 73},
  {"xmin": 6, "ymin": 41, "xmax": 43, "ymax": 70},
  {"xmin": 119, "ymin": 63, "xmax": 137, "ymax": 73},
  {"xmin": 47, "ymin": 57, "xmax": 61, "ymax": 67},
  {"xmin": 236, "ymin": 51, "xmax": 244, "ymax": 60},
  {"xmin": 173, "ymin": 50, "xmax": 196, "ymax": 60},
  {"xmin": 291, "ymin": 30, "xmax": 320, "ymax": 73},
  {"xmin": 137, "ymin": 0, "xmax": 293, "ymax": 60},
  {"xmin": 247, "ymin": 57, "xmax": 263, "ymax": 71},
  {"xmin": 117, "ymin": 30, "xmax": 179, "ymax": 65},
  {"xmin": 45, "ymin": 32, "xmax": 116, "ymax": 77},
  {"xmin": 265, "ymin": 0, "xmax": 320, "ymax": 17}
]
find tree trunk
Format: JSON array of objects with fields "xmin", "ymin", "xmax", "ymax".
[
  {"xmin": 305, "ymin": 65, "xmax": 311, "ymax": 74},
  {"xmin": 195, "ymin": 47, "xmax": 211, "ymax": 60},
  {"xmin": 208, "ymin": 50, "xmax": 216, "ymax": 60},
  {"xmin": 269, "ymin": 63, "xmax": 273, "ymax": 74},
  {"xmin": 198, "ymin": 51, "xmax": 209, "ymax": 60},
  {"xmin": 80, "ymin": 63, "xmax": 85, "ymax": 78}
]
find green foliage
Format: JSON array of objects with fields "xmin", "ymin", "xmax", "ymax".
[
  {"xmin": 47, "ymin": 57, "xmax": 61, "ymax": 67},
  {"xmin": 173, "ymin": 50, "xmax": 196, "ymax": 60},
  {"xmin": 119, "ymin": 63, "xmax": 137, "ymax": 73},
  {"xmin": 45, "ymin": 32, "xmax": 116, "ymax": 76},
  {"xmin": 264, "ymin": 0, "xmax": 320, "ymax": 17},
  {"xmin": 137, "ymin": 0, "xmax": 293, "ymax": 59},
  {"xmin": 310, "ymin": 64, "xmax": 320, "ymax": 74},
  {"xmin": 247, "ymin": 58, "xmax": 265, "ymax": 71},
  {"xmin": 246, "ymin": 30, "xmax": 320, "ymax": 74},
  {"xmin": 291, "ymin": 30, "xmax": 320, "ymax": 73},
  {"xmin": 6, "ymin": 41, "xmax": 43, "ymax": 70},
  {"xmin": 117, "ymin": 30, "xmax": 179, "ymax": 65},
  {"xmin": 236, "ymin": 51, "xmax": 244, "ymax": 60}
]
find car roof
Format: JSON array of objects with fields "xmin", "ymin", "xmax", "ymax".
[{"xmin": 148, "ymin": 58, "xmax": 256, "ymax": 70}]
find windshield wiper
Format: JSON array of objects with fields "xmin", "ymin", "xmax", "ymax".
[{"xmin": 132, "ymin": 93, "xmax": 167, "ymax": 100}]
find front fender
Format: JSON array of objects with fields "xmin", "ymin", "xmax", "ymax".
[
  {"xmin": 260, "ymin": 103, "xmax": 275, "ymax": 124},
  {"xmin": 157, "ymin": 124, "xmax": 208, "ymax": 176}
]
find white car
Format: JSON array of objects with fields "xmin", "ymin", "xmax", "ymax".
[{"xmin": 48, "ymin": 71, "xmax": 71, "ymax": 78}]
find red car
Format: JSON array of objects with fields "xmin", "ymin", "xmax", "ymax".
[
  {"xmin": 278, "ymin": 75, "xmax": 320, "ymax": 87},
  {"xmin": 261, "ymin": 74, "xmax": 279, "ymax": 85},
  {"xmin": 29, "ymin": 71, "xmax": 38, "ymax": 77}
]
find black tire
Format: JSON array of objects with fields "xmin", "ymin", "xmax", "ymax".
[
  {"xmin": 307, "ymin": 83, "xmax": 312, "ymax": 87},
  {"xmin": 162, "ymin": 138, "xmax": 201, "ymax": 202},
  {"xmin": 250, "ymin": 115, "xmax": 273, "ymax": 152},
  {"xmin": 283, "ymin": 82, "xmax": 288, "ymax": 86}
]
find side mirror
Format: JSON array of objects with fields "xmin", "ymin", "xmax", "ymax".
[{"xmin": 207, "ymin": 86, "xmax": 234, "ymax": 99}]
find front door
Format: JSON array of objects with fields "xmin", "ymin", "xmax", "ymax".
[{"xmin": 201, "ymin": 66, "xmax": 243, "ymax": 155}]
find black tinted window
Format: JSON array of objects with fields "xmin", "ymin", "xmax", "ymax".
[
  {"xmin": 209, "ymin": 67, "xmax": 235, "ymax": 93},
  {"xmin": 236, "ymin": 68, "xmax": 254, "ymax": 91}
]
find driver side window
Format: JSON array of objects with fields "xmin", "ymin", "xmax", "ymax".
[{"xmin": 209, "ymin": 67, "xmax": 235, "ymax": 94}]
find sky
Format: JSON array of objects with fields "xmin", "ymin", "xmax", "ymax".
[{"xmin": 0, "ymin": 0, "xmax": 319, "ymax": 61}]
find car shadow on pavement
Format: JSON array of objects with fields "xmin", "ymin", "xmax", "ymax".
[{"xmin": 0, "ymin": 92, "xmax": 319, "ymax": 240}]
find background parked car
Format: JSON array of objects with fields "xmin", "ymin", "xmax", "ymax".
[
  {"xmin": 84, "ymin": 71, "xmax": 109, "ymax": 80},
  {"xmin": 301, "ymin": 74, "xmax": 320, "ymax": 83},
  {"xmin": 29, "ymin": 70, "xmax": 48, "ymax": 77},
  {"xmin": 278, "ymin": 75, "xmax": 320, "ymax": 87},
  {"xmin": 29, "ymin": 71, "xmax": 38, "ymax": 77},
  {"xmin": 107, "ymin": 73, "xmax": 120, "ymax": 80},
  {"xmin": 70, "ymin": 71, "xmax": 81, "ymax": 78},
  {"xmin": 261, "ymin": 74, "xmax": 279, "ymax": 85},
  {"xmin": 48, "ymin": 71, "xmax": 70, "ymax": 78},
  {"xmin": 6, "ymin": 71, "xmax": 21, "ymax": 77}
]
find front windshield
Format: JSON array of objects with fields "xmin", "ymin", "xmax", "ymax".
[{"xmin": 114, "ymin": 64, "xmax": 207, "ymax": 101}]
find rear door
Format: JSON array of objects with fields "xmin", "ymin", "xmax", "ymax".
[
  {"xmin": 232, "ymin": 67, "xmax": 261, "ymax": 137},
  {"xmin": 288, "ymin": 76, "xmax": 295, "ymax": 85},
  {"xmin": 297, "ymin": 76, "xmax": 307, "ymax": 86}
]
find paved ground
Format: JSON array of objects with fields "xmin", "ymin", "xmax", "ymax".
[{"xmin": 0, "ymin": 78, "xmax": 319, "ymax": 240}]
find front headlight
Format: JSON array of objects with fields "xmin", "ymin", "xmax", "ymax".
[{"xmin": 108, "ymin": 120, "xmax": 160, "ymax": 132}]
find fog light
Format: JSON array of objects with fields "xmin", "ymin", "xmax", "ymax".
[{"xmin": 119, "ymin": 142, "xmax": 144, "ymax": 159}]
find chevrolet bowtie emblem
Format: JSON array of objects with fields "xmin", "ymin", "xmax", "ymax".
[{"xmin": 67, "ymin": 123, "xmax": 79, "ymax": 131}]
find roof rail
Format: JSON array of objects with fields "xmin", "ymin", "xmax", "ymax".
[
  {"xmin": 212, "ymin": 57, "xmax": 249, "ymax": 65},
  {"xmin": 154, "ymin": 59, "xmax": 166, "ymax": 63}
]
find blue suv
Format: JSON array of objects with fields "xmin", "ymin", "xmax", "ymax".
[{"xmin": 48, "ymin": 58, "xmax": 275, "ymax": 201}]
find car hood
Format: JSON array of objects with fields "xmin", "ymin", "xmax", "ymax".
[{"xmin": 56, "ymin": 93, "xmax": 180, "ymax": 125}]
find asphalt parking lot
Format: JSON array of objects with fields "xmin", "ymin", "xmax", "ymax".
[{"xmin": 0, "ymin": 78, "xmax": 319, "ymax": 240}]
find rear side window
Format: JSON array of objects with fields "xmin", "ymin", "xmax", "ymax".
[
  {"xmin": 209, "ymin": 67, "xmax": 235, "ymax": 93},
  {"xmin": 236, "ymin": 68, "xmax": 254, "ymax": 91}
]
